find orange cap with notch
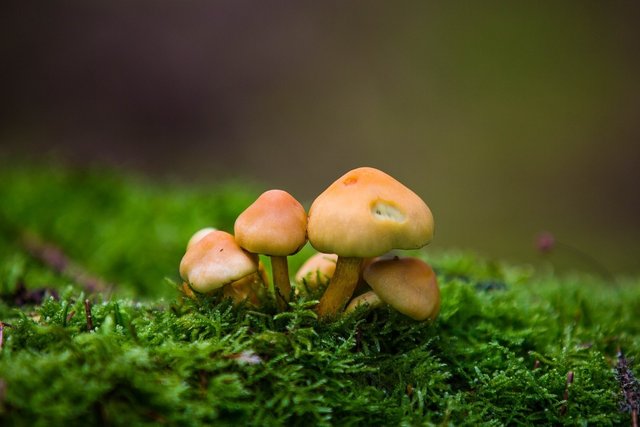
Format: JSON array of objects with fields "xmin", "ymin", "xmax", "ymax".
[{"xmin": 307, "ymin": 167, "xmax": 434, "ymax": 258}]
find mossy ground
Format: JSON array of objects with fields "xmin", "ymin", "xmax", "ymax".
[{"xmin": 0, "ymin": 166, "xmax": 639, "ymax": 426}]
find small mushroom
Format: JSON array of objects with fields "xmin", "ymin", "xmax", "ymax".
[
  {"xmin": 234, "ymin": 189, "xmax": 307, "ymax": 310},
  {"xmin": 362, "ymin": 257, "xmax": 440, "ymax": 321},
  {"xmin": 180, "ymin": 230, "xmax": 259, "ymax": 294},
  {"xmin": 344, "ymin": 290, "xmax": 383, "ymax": 315},
  {"xmin": 186, "ymin": 227, "xmax": 217, "ymax": 250},
  {"xmin": 294, "ymin": 252, "xmax": 338, "ymax": 296},
  {"xmin": 294, "ymin": 253, "xmax": 376, "ymax": 298},
  {"xmin": 307, "ymin": 167, "xmax": 434, "ymax": 318}
]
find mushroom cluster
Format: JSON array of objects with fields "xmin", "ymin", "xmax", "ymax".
[{"xmin": 179, "ymin": 166, "xmax": 440, "ymax": 321}]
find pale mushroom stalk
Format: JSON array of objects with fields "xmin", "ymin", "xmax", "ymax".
[
  {"xmin": 270, "ymin": 255, "xmax": 292, "ymax": 307},
  {"xmin": 315, "ymin": 256, "xmax": 362, "ymax": 317}
]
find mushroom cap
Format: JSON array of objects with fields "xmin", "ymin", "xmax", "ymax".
[
  {"xmin": 307, "ymin": 167, "xmax": 434, "ymax": 258},
  {"xmin": 344, "ymin": 290, "xmax": 383, "ymax": 315},
  {"xmin": 295, "ymin": 252, "xmax": 338, "ymax": 288},
  {"xmin": 363, "ymin": 257, "xmax": 440, "ymax": 321},
  {"xmin": 235, "ymin": 189, "xmax": 307, "ymax": 256},
  {"xmin": 180, "ymin": 230, "xmax": 259, "ymax": 293},
  {"xmin": 186, "ymin": 227, "xmax": 217, "ymax": 250}
]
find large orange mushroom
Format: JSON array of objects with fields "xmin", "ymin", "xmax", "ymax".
[{"xmin": 307, "ymin": 167, "xmax": 434, "ymax": 318}]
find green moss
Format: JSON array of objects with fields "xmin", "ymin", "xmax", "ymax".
[{"xmin": 0, "ymin": 166, "xmax": 639, "ymax": 425}]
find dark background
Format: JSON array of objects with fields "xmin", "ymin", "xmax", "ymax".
[{"xmin": 2, "ymin": 1, "xmax": 639, "ymax": 274}]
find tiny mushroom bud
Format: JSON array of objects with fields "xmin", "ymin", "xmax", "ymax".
[
  {"xmin": 186, "ymin": 227, "xmax": 217, "ymax": 250},
  {"xmin": 235, "ymin": 189, "xmax": 307, "ymax": 310},
  {"xmin": 180, "ymin": 230, "xmax": 258, "ymax": 294},
  {"xmin": 363, "ymin": 257, "xmax": 440, "ymax": 321},
  {"xmin": 344, "ymin": 290, "xmax": 383, "ymax": 315},
  {"xmin": 308, "ymin": 167, "xmax": 434, "ymax": 318},
  {"xmin": 294, "ymin": 252, "xmax": 338, "ymax": 296}
]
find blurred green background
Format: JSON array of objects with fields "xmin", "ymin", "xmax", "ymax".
[{"xmin": 1, "ymin": 2, "xmax": 639, "ymax": 274}]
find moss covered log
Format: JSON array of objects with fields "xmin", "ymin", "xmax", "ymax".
[{"xmin": 0, "ymin": 166, "xmax": 639, "ymax": 425}]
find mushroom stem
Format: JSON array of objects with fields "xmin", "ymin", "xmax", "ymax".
[
  {"xmin": 181, "ymin": 282, "xmax": 196, "ymax": 299},
  {"xmin": 344, "ymin": 290, "xmax": 383, "ymax": 316},
  {"xmin": 315, "ymin": 256, "xmax": 362, "ymax": 318},
  {"xmin": 271, "ymin": 255, "xmax": 291, "ymax": 310},
  {"xmin": 222, "ymin": 271, "xmax": 266, "ymax": 308}
]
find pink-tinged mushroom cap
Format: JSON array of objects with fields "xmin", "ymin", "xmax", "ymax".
[
  {"xmin": 235, "ymin": 189, "xmax": 307, "ymax": 256},
  {"xmin": 186, "ymin": 227, "xmax": 217, "ymax": 250},
  {"xmin": 295, "ymin": 252, "xmax": 338, "ymax": 289},
  {"xmin": 180, "ymin": 230, "xmax": 258, "ymax": 293}
]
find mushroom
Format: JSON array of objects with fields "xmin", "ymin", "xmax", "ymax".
[
  {"xmin": 294, "ymin": 252, "xmax": 338, "ymax": 297},
  {"xmin": 234, "ymin": 189, "xmax": 307, "ymax": 310},
  {"xmin": 221, "ymin": 270, "xmax": 266, "ymax": 307},
  {"xmin": 294, "ymin": 253, "xmax": 378, "ymax": 298},
  {"xmin": 186, "ymin": 227, "xmax": 217, "ymax": 250},
  {"xmin": 307, "ymin": 167, "xmax": 434, "ymax": 318},
  {"xmin": 180, "ymin": 230, "xmax": 259, "ymax": 294},
  {"xmin": 344, "ymin": 290, "xmax": 383, "ymax": 315},
  {"xmin": 180, "ymin": 227, "xmax": 218, "ymax": 298},
  {"xmin": 356, "ymin": 257, "xmax": 440, "ymax": 321}
]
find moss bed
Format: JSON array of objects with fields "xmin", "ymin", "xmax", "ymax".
[{"xmin": 0, "ymin": 166, "xmax": 638, "ymax": 426}]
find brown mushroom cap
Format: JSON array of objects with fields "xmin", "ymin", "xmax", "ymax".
[
  {"xmin": 363, "ymin": 257, "xmax": 440, "ymax": 321},
  {"xmin": 295, "ymin": 252, "xmax": 338, "ymax": 289},
  {"xmin": 235, "ymin": 189, "xmax": 307, "ymax": 256},
  {"xmin": 307, "ymin": 167, "xmax": 434, "ymax": 258},
  {"xmin": 180, "ymin": 230, "xmax": 258, "ymax": 293}
]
